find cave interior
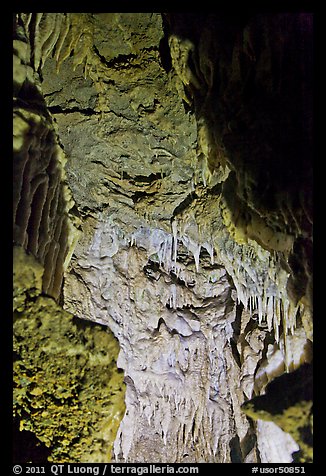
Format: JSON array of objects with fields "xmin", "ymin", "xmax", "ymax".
[{"xmin": 13, "ymin": 11, "xmax": 313, "ymax": 464}]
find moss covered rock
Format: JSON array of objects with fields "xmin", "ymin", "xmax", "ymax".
[{"xmin": 13, "ymin": 246, "xmax": 125, "ymax": 462}]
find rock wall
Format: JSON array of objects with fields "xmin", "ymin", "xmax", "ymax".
[
  {"xmin": 62, "ymin": 217, "xmax": 254, "ymax": 462},
  {"xmin": 13, "ymin": 13, "xmax": 80, "ymax": 300},
  {"xmin": 13, "ymin": 246, "xmax": 125, "ymax": 463},
  {"xmin": 13, "ymin": 12, "xmax": 313, "ymax": 463},
  {"xmin": 13, "ymin": 14, "xmax": 126, "ymax": 463}
]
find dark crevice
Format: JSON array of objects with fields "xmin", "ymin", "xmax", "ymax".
[
  {"xmin": 191, "ymin": 418, "xmax": 196, "ymax": 439},
  {"xmin": 101, "ymin": 179, "xmax": 133, "ymax": 198},
  {"xmin": 207, "ymin": 181, "xmax": 223, "ymax": 197},
  {"xmin": 122, "ymin": 171, "xmax": 165, "ymax": 184},
  {"xmin": 13, "ymin": 417, "xmax": 51, "ymax": 463},
  {"xmin": 157, "ymin": 317, "xmax": 165, "ymax": 331},
  {"xmin": 131, "ymin": 190, "xmax": 156, "ymax": 204},
  {"xmin": 230, "ymin": 303, "xmax": 243, "ymax": 369},
  {"xmin": 172, "ymin": 191, "xmax": 197, "ymax": 219},
  {"xmin": 230, "ymin": 434, "xmax": 243, "ymax": 463},
  {"xmin": 169, "ymin": 270, "xmax": 187, "ymax": 287},
  {"xmin": 240, "ymin": 424, "xmax": 258, "ymax": 461},
  {"xmin": 27, "ymin": 14, "xmax": 37, "ymax": 72},
  {"xmin": 92, "ymin": 44, "xmax": 158, "ymax": 70},
  {"xmin": 43, "ymin": 88, "xmax": 63, "ymax": 98},
  {"xmin": 47, "ymin": 105, "xmax": 100, "ymax": 116},
  {"xmin": 182, "ymin": 424, "xmax": 186, "ymax": 444},
  {"xmin": 143, "ymin": 261, "xmax": 161, "ymax": 281},
  {"xmin": 159, "ymin": 35, "xmax": 172, "ymax": 73},
  {"xmin": 92, "ymin": 44, "xmax": 133, "ymax": 69}
]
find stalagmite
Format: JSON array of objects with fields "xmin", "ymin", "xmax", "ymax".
[
  {"xmin": 172, "ymin": 219, "xmax": 178, "ymax": 267},
  {"xmin": 267, "ymin": 297, "xmax": 273, "ymax": 332}
]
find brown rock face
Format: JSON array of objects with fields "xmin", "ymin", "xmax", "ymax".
[{"xmin": 13, "ymin": 13, "xmax": 313, "ymax": 463}]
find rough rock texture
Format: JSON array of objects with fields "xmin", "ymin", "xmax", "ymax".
[
  {"xmin": 13, "ymin": 246, "xmax": 125, "ymax": 462},
  {"xmin": 13, "ymin": 12, "xmax": 313, "ymax": 463},
  {"xmin": 62, "ymin": 218, "xmax": 255, "ymax": 462}
]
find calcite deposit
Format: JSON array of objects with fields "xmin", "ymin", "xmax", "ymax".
[{"xmin": 13, "ymin": 12, "xmax": 313, "ymax": 463}]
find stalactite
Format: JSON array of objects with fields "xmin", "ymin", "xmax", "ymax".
[{"xmin": 128, "ymin": 215, "xmax": 303, "ymax": 356}]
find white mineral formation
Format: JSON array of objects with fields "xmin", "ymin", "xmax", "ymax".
[{"xmin": 63, "ymin": 216, "xmax": 309, "ymax": 463}]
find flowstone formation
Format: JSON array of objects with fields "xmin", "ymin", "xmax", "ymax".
[{"xmin": 13, "ymin": 12, "xmax": 313, "ymax": 463}]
